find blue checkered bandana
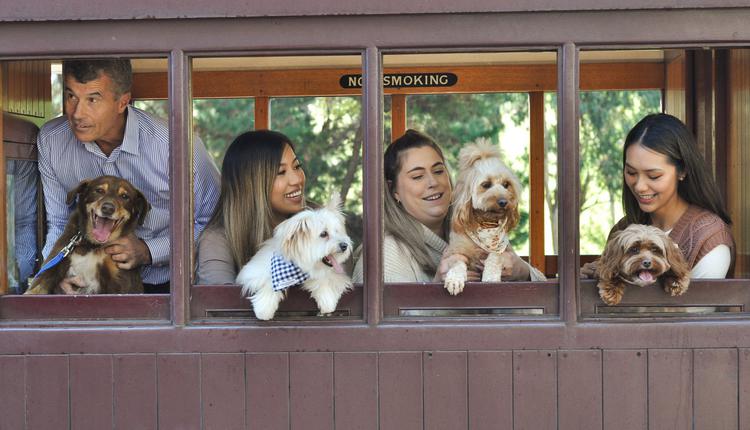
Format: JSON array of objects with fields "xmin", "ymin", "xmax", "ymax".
[{"xmin": 270, "ymin": 252, "xmax": 310, "ymax": 291}]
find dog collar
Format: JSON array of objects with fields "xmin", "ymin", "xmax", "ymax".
[
  {"xmin": 270, "ymin": 252, "xmax": 310, "ymax": 291},
  {"xmin": 32, "ymin": 232, "xmax": 83, "ymax": 280}
]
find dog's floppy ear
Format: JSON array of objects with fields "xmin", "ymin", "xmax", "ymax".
[
  {"xmin": 66, "ymin": 179, "xmax": 91, "ymax": 206},
  {"xmin": 596, "ymin": 230, "xmax": 625, "ymax": 283},
  {"xmin": 451, "ymin": 181, "xmax": 475, "ymax": 235},
  {"xmin": 663, "ymin": 235, "xmax": 690, "ymax": 282},
  {"xmin": 503, "ymin": 175, "xmax": 523, "ymax": 232},
  {"xmin": 279, "ymin": 214, "xmax": 312, "ymax": 261},
  {"xmin": 134, "ymin": 189, "xmax": 152, "ymax": 226}
]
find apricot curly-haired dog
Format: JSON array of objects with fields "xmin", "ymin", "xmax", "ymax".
[
  {"xmin": 443, "ymin": 140, "xmax": 522, "ymax": 295},
  {"xmin": 596, "ymin": 224, "xmax": 690, "ymax": 305}
]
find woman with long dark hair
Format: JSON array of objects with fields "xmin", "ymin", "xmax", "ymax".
[
  {"xmin": 587, "ymin": 113, "xmax": 734, "ymax": 278},
  {"xmin": 196, "ymin": 130, "xmax": 306, "ymax": 284}
]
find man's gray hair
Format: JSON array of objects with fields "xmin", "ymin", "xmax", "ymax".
[{"xmin": 62, "ymin": 58, "xmax": 133, "ymax": 97}]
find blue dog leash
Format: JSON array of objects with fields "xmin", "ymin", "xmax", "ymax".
[{"xmin": 32, "ymin": 232, "xmax": 83, "ymax": 280}]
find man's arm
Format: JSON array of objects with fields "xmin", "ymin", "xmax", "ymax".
[
  {"xmin": 192, "ymin": 135, "xmax": 221, "ymax": 240},
  {"xmin": 37, "ymin": 129, "xmax": 71, "ymax": 259}
]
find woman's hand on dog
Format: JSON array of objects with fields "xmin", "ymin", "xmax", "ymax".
[
  {"xmin": 105, "ymin": 234, "xmax": 152, "ymax": 270},
  {"xmin": 434, "ymin": 252, "xmax": 484, "ymax": 282},
  {"xmin": 499, "ymin": 248, "xmax": 531, "ymax": 281},
  {"xmin": 580, "ymin": 260, "xmax": 599, "ymax": 279}
]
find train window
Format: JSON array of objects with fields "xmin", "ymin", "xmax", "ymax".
[
  {"xmin": 372, "ymin": 51, "xmax": 560, "ymax": 320},
  {"xmin": 577, "ymin": 48, "xmax": 750, "ymax": 320},
  {"xmin": 183, "ymin": 54, "xmax": 365, "ymax": 323},
  {"xmin": 0, "ymin": 57, "xmax": 173, "ymax": 322}
]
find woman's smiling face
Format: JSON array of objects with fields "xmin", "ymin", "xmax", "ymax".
[
  {"xmin": 392, "ymin": 146, "xmax": 452, "ymax": 234},
  {"xmin": 270, "ymin": 144, "xmax": 306, "ymax": 218},
  {"xmin": 624, "ymin": 143, "xmax": 684, "ymax": 220}
]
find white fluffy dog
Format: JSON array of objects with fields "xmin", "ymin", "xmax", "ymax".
[
  {"xmin": 443, "ymin": 140, "xmax": 523, "ymax": 295},
  {"xmin": 236, "ymin": 193, "xmax": 353, "ymax": 320}
]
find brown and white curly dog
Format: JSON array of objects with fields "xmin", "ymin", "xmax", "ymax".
[
  {"xmin": 443, "ymin": 140, "xmax": 522, "ymax": 295},
  {"xmin": 596, "ymin": 224, "xmax": 690, "ymax": 305}
]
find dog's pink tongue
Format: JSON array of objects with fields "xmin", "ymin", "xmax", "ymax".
[
  {"xmin": 93, "ymin": 217, "xmax": 115, "ymax": 243},
  {"xmin": 328, "ymin": 254, "xmax": 345, "ymax": 275},
  {"xmin": 638, "ymin": 270, "xmax": 654, "ymax": 283}
]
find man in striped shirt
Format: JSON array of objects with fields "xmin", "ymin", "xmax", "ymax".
[{"xmin": 37, "ymin": 58, "xmax": 220, "ymax": 293}]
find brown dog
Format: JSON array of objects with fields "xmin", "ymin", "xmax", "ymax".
[
  {"xmin": 596, "ymin": 224, "xmax": 690, "ymax": 305},
  {"xmin": 25, "ymin": 176, "xmax": 151, "ymax": 295}
]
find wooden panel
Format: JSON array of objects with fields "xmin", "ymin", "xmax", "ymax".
[
  {"xmin": 289, "ymin": 352, "xmax": 334, "ymax": 430},
  {"xmin": 2, "ymin": 60, "xmax": 49, "ymax": 118},
  {"xmin": 529, "ymin": 91, "xmax": 545, "ymax": 273},
  {"xmin": 157, "ymin": 354, "xmax": 201, "ymax": 430},
  {"xmin": 740, "ymin": 349, "xmax": 750, "ymax": 430},
  {"xmin": 334, "ymin": 352, "xmax": 378, "ymax": 430},
  {"xmin": 603, "ymin": 350, "xmax": 648, "ymax": 430},
  {"xmin": 694, "ymin": 349, "xmax": 738, "ymax": 430},
  {"xmin": 468, "ymin": 351, "xmax": 513, "ymax": 430},
  {"xmin": 0, "ymin": 294, "xmax": 170, "ymax": 321},
  {"xmin": 727, "ymin": 48, "xmax": 750, "ymax": 278},
  {"xmin": 255, "ymin": 96, "xmax": 269, "ymax": 130},
  {"xmin": 390, "ymin": 94, "xmax": 407, "ymax": 140},
  {"xmin": 513, "ymin": 350, "xmax": 557, "ymax": 430},
  {"xmin": 26, "ymin": 355, "xmax": 69, "ymax": 430},
  {"xmin": 132, "ymin": 62, "xmax": 663, "ymax": 99},
  {"xmin": 648, "ymin": 349, "xmax": 692, "ymax": 430},
  {"xmin": 201, "ymin": 353, "xmax": 245, "ymax": 430},
  {"xmin": 378, "ymin": 352, "xmax": 423, "ymax": 430},
  {"xmin": 383, "ymin": 281, "xmax": 559, "ymax": 318},
  {"xmin": 665, "ymin": 50, "xmax": 688, "ymax": 124},
  {"xmin": 246, "ymin": 353, "xmax": 289, "ymax": 430},
  {"xmin": 558, "ymin": 349, "xmax": 602, "ymax": 430},
  {"xmin": 0, "ymin": 356, "xmax": 26, "ymax": 430},
  {"xmin": 70, "ymin": 355, "xmax": 113, "ymax": 430},
  {"xmin": 113, "ymin": 354, "xmax": 157, "ymax": 430},
  {"xmin": 423, "ymin": 351, "xmax": 468, "ymax": 430}
]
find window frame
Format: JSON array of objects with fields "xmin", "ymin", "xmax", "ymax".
[{"xmin": 0, "ymin": 13, "xmax": 746, "ymax": 330}]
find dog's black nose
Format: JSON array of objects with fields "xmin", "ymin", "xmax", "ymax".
[
  {"xmin": 339, "ymin": 242, "xmax": 348, "ymax": 252},
  {"xmin": 101, "ymin": 202, "xmax": 116, "ymax": 216},
  {"xmin": 642, "ymin": 260, "xmax": 652, "ymax": 268},
  {"xmin": 498, "ymin": 199, "xmax": 508, "ymax": 208}
]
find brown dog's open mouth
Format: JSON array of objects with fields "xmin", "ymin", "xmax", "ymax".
[
  {"xmin": 637, "ymin": 270, "xmax": 655, "ymax": 283},
  {"xmin": 91, "ymin": 212, "xmax": 122, "ymax": 243}
]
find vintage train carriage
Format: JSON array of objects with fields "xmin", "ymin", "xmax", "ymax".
[{"xmin": 1, "ymin": 1, "xmax": 750, "ymax": 429}]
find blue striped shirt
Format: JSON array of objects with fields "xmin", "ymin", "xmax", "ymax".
[{"xmin": 37, "ymin": 105, "xmax": 221, "ymax": 284}]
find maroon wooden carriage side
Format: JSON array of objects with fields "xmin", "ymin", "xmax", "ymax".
[{"xmin": 1, "ymin": 2, "xmax": 750, "ymax": 429}]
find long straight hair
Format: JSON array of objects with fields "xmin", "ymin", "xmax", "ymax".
[
  {"xmin": 205, "ymin": 130, "xmax": 297, "ymax": 270},
  {"xmin": 622, "ymin": 113, "xmax": 731, "ymax": 225},
  {"xmin": 384, "ymin": 129, "xmax": 452, "ymax": 275}
]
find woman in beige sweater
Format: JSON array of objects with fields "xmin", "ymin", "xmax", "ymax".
[{"xmin": 353, "ymin": 130, "xmax": 532, "ymax": 283}]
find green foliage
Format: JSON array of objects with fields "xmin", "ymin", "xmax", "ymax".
[{"xmin": 578, "ymin": 90, "xmax": 661, "ymax": 253}]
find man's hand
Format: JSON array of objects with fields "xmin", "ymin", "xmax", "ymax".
[{"xmin": 105, "ymin": 234, "xmax": 152, "ymax": 270}]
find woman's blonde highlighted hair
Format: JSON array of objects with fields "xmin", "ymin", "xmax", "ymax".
[{"xmin": 204, "ymin": 130, "xmax": 298, "ymax": 270}]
